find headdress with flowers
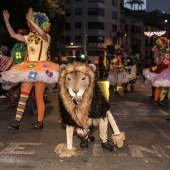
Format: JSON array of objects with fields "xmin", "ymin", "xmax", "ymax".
[
  {"xmin": 156, "ymin": 37, "xmax": 168, "ymax": 49},
  {"xmin": 31, "ymin": 12, "xmax": 51, "ymax": 33}
]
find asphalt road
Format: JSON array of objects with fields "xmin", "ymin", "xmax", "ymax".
[{"xmin": 0, "ymin": 76, "xmax": 170, "ymax": 170}]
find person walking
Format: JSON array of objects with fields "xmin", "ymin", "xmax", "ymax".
[{"xmin": 2, "ymin": 7, "xmax": 59, "ymax": 131}]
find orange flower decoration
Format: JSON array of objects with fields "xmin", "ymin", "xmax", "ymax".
[{"xmin": 28, "ymin": 46, "xmax": 36, "ymax": 55}]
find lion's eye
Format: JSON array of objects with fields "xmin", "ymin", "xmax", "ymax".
[
  {"xmin": 81, "ymin": 77, "xmax": 86, "ymax": 81},
  {"xmin": 67, "ymin": 77, "xmax": 71, "ymax": 81}
]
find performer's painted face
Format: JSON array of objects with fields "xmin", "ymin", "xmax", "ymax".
[{"xmin": 27, "ymin": 20, "xmax": 39, "ymax": 33}]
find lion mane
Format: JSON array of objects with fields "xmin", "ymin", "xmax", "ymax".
[{"xmin": 58, "ymin": 62, "xmax": 109, "ymax": 129}]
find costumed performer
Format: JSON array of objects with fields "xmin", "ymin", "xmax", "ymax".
[
  {"xmin": 2, "ymin": 8, "xmax": 59, "ymax": 131},
  {"xmin": 2, "ymin": 29, "xmax": 35, "ymax": 112},
  {"xmin": 143, "ymin": 37, "xmax": 169, "ymax": 105},
  {"xmin": 107, "ymin": 53, "xmax": 129, "ymax": 94}
]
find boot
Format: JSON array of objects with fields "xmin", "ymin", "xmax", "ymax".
[
  {"xmin": 8, "ymin": 120, "xmax": 20, "ymax": 131},
  {"xmin": 101, "ymin": 141, "xmax": 117, "ymax": 151},
  {"xmin": 80, "ymin": 138, "xmax": 88, "ymax": 149},
  {"xmin": 32, "ymin": 121, "xmax": 43, "ymax": 130}
]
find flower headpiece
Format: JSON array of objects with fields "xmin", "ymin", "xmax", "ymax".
[
  {"xmin": 31, "ymin": 12, "xmax": 51, "ymax": 33},
  {"xmin": 156, "ymin": 37, "xmax": 168, "ymax": 49}
]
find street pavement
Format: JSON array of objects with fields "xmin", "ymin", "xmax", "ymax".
[{"xmin": 0, "ymin": 76, "xmax": 170, "ymax": 170}]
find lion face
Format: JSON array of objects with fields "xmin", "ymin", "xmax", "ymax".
[{"xmin": 65, "ymin": 72, "xmax": 89, "ymax": 97}]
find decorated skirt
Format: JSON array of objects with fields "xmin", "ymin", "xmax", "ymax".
[
  {"xmin": 152, "ymin": 68, "xmax": 170, "ymax": 87},
  {"xmin": 143, "ymin": 68, "xmax": 157, "ymax": 82},
  {"xmin": 107, "ymin": 68, "xmax": 129, "ymax": 84},
  {"xmin": 1, "ymin": 61, "xmax": 59, "ymax": 83}
]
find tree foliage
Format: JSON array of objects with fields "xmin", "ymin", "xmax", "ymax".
[{"xmin": 0, "ymin": 0, "xmax": 65, "ymax": 58}]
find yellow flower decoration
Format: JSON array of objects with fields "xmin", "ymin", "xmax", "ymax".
[
  {"xmin": 19, "ymin": 62, "xmax": 24, "ymax": 66},
  {"xmin": 152, "ymin": 66, "xmax": 157, "ymax": 71},
  {"xmin": 28, "ymin": 46, "xmax": 36, "ymax": 55},
  {"xmin": 113, "ymin": 58, "xmax": 117, "ymax": 63},
  {"xmin": 11, "ymin": 72, "xmax": 18, "ymax": 77},
  {"xmin": 16, "ymin": 52, "xmax": 22, "ymax": 59},
  {"xmin": 28, "ymin": 64, "xmax": 36, "ymax": 68}
]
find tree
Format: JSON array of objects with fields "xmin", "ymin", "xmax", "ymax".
[{"xmin": 0, "ymin": 0, "xmax": 65, "ymax": 59}]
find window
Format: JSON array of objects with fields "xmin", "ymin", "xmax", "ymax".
[
  {"xmin": 112, "ymin": 24, "xmax": 117, "ymax": 32},
  {"xmin": 65, "ymin": 23, "xmax": 71, "ymax": 30},
  {"xmin": 75, "ymin": 9, "xmax": 82, "ymax": 15},
  {"xmin": 88, "ymin": 36, "xmax": 105, "ymax": 43},
  {"xmin": 131, "ymin": 25, "xmax": 135, "ymax": 33},
  {"xmin": 88, "ymin": 8, "xmax": 104, "ymax": 16},
  {"xmin": 112, "ymin": 11, "xmax": 117, "ymax": 19},
  {"xmin": 75, "ymin": 36, "xmax": 82, "ymax": 43},
  {"xmin": 75, "ymin": 22, "xmax": 82, "ymax": 29},
  {"xmin": 125, "ymin": 24, "xmax": 128, "ymax": 31},
  {"xmin": 112, "ymin": 0, "xmax": 117, "ymax": 6},
  {"xmin": 88, "ymin": 22, "xmax": 104, "ymax": 30},
  {"xmin": 65, "ymin": 9, "xmax": 71, "ymax": 17},
  {"xmin": 65, "ymin": 36, "xmax": 71, "ymax": 43}
]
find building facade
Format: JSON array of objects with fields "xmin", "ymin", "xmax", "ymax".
[{"xmin": 57, "ymin": 0, "xmax": 123, "ymax": 63}]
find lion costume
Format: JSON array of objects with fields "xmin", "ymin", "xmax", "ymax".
[{"xmin": 56, "ymin": 62, "xmax": 125, "ymax": 157}]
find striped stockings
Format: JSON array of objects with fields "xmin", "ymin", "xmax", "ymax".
[{"xmin": 15, "ymin": 92, "xmax": 29, "ymax": 121}]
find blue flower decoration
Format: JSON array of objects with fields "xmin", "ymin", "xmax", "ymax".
[{"xmin": 28, "ymin": 71, "xmax": 38, "ymax": 80}]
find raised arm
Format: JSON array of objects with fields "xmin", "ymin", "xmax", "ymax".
[
  {"xmin": 26, "ymin": 8, "xmax": 48, "ymax": 42},
  {"xmin": 3, "ymin": 10, "xmax": 25, "ymax": 42}
]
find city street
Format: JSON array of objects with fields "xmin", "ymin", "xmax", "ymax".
[{"xmin": 0, "ymin": 76, "xmax": 170, "ymax": 170}]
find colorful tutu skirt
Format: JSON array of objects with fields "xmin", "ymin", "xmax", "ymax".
[
  {"xmin": 152, "ymin": 68, "xmax": 170, "ymax": 87},
  {"xmin": 1, "ymin": 61, "xmax": 59, "ymax": 84},
  {"xmin": 107, "ymin": 69, "xmax": 129, "ymax": 85},
  {"xmin": 143, "ymin": 68, "xmax": 157, "ymax": 82}
]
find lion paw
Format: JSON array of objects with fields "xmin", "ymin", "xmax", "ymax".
[
  {"xmin": 55, "ymin": 143, "xmax": 77, "ymax": 157},
  {"xmin": 111, "ymin": 132, "xmax": 125, "ymax": 148}
]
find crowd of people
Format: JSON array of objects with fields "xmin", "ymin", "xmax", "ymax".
[{"xmin": 1, "ymin": 7, "xmax": 169, "ymax": 134}]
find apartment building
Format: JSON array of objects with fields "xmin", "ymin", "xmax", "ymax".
[{"xmin": 57, "ymin": 0, "xmax": 122, "ymax": 63}]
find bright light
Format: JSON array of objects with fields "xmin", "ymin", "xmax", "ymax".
[{"xmin": 144, "ymin": 31, "xmax": 166, "ymax": 37}]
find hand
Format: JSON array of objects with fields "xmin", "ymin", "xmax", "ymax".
[
  {"xmin": 26, "ymin": 7, "xmax": 33, "ymax": 22},
  {"xmin": 3, "ymin": 10, "xmax": 10, "ymax": 23}
]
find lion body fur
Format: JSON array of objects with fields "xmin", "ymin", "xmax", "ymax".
[{"xmin": 59, "ymin": 62, "xmax": 109, "ymax": 129}]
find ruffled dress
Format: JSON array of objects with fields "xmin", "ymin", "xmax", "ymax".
[
  {"xmin": 1, "ymin": 33, "xmax": 59, "ymax": 84},
  {"xmin": 107, "ymin": 57, "xmax": 129, "ymax": 85},
  {"xmin": 143, "ymin": 49, "xmax": 169, "ymax": 83}
]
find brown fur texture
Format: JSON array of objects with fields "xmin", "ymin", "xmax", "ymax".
[
  {"xmin": 59, "ymin": 62, "xmax": 95, "ymax": 129},
  {"xmin": 111, "ymin": 132, "xmax": 125, "ymax": 148}
]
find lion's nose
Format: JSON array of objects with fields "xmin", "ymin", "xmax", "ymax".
[{"xmin": 73, "ymin": 90, "xmax": 79, "ymax": 94}]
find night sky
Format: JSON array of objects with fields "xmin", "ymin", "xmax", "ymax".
[{"xmin": 146, "ymin": 0, "xmax": 170, "ymax": 13}]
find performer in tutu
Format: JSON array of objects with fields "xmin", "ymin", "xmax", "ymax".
[
  {"xmin": 152, "ymin": 44, "xmax": 170, "ymax": 103},
  {"xmin": 143, "ymin": 37, "xmax": 169, "ymax": 103},
  {"xmin": 2, "ymin": 7, "xmax": 59, "ymax": 131},
  {"xmin": 107, "ymin": 53, "xmax": 129, "ymax": 94}
]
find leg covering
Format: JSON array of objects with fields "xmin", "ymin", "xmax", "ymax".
[
  {"xmin": 155, "ymin": 87, "xmax": 161, "ymax": 101},
  {"xmin": 99, "ymin": 117, "xmax": 108, "ymax": 143},
  {"xmin": 15, "ymin": 92, "xmax": 29, "ymax": 121},
  {"xmin": 66, "ymin": 125, "xmax": 74, "ymax": 149}
]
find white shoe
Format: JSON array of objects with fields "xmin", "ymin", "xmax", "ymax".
[{"xmin": 0, "ymin": 95, "xmax": 7, "ymax": 98}]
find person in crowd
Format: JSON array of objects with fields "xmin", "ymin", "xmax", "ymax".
[
  {"xmin": 2, "ymin": 29, "xmax": 36, "ymax": 113},
  {"xmin": 107, "ymin": 53, "xmax": 129, "ymax": 94},
  {"xmin": 2, "ymin": 7, "xmax": 59, "ymax": 131},
  {"xmin": 124, "ymin": 55, "xmax": 137, "ymax": 92},
  {"xmin": 98, "ymin": 54, "xmax": 104, "ymax": 80},
  {"xmin": 143, "ymin": 37, "xmax": 170, "ymax": 106},
  {"xmin": 0, "ymin": 46, "xmax": 9, "ymax": 98}
]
